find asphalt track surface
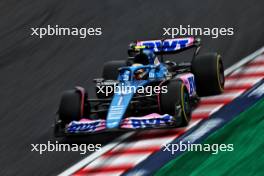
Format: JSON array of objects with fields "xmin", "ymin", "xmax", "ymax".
[{"xmin": 0, "ymin": 0, "xmax": 263, "ymax": 175}]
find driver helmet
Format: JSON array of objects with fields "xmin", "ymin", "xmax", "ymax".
[
  {"xmin": 134, "ymin": 49, "xmax": 156, "ymax": 65},
  {"xmin": 132, "ymin": 63, "xmax": 147, "ymax": 80}
]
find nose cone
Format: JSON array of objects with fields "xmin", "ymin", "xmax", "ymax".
[
  {"xmin": 106, "ymin": 105, "xmax": 126, "ymax": 129},
  {"xmin": 106, "ymin": 80, "xmax": 147, "ymax": 129},
  {"xmin": 106, "ymin": 120, "xmax": 120, "ymax": 129}
]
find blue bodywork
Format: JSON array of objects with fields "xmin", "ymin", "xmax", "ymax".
[
  {"xmin": 60, "ymin": 38, "xmax": 201, "ymax": 135},
  {"xmin": 106, "ymin": 60, "xmax": 168, "ymax": 129}
]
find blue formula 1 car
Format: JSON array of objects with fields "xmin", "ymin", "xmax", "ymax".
[{"xmin": 54, "ymin": 37, "xmax": 225, "ymax": 136}]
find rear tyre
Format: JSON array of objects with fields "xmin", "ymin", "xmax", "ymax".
[
  {"xmin": 102, "ymin": 60, "xmax": 127, "ymax": 80},
  {"xmin": 160, "ymin": 80, "xmax": 192, "ymax": 127},
  {"xmin": 191, "ymin": 53, "xmax": 225, "ymax": 96},
  {"xmin": 58, "ymin": 90, "xmax": 83, "ymax": 124}
]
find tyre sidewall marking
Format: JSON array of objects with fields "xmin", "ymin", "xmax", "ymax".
[
  {"xmin": 180, "ymin": 84, "xmax": 188, "ymax": 122},
  {"xmin": 216, "ymin": 54, "xmax": 224, "ymax": 92}
]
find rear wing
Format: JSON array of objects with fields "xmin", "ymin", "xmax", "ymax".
[{"xmin": 128, "ymin": 37, "xmax": 201, "ymax": 56}]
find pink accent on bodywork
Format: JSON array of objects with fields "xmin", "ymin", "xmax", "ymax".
[
  {"xmin": 136, "ymin": 37, "xmax": 195, "ymax": 47},
  {"xmin": 79, "ymin": 118, "xmax": 99, "ymax": 122},
  {"xmin": 176, "ymin": 73, "xmax": 195, "ymax": 96},
  {"xmin": 70, "ymin": 113, "xmax": 169, "ymax": 131},
  {"xmin": 126, "ymin": 113, "xmax": 162, "ymax": 119},
  {"xmin": 121, "ymin": 113, "xmax": 171, "ymax": 128},
  {"xmin": 75, "ymin": 86, "xmax": 86, "ymax": 117},
  {"xmin": 188, "ymin": 37, "xmax": 195, "ymax": 46}
]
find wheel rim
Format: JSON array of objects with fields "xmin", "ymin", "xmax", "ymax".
[
  {"xmin": 217, "ymin": 56, "xmax": 225, "ymax": 91},
  {"xmin": 183, "ymin": 91, "xmax": 191, "ymax": 120}
]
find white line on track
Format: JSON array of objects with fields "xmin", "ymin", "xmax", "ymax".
[
  {"xmin": 109, "ymin": 136, "xmax": 174, "ymax": 151},
  {"xmin": 231, "ymin": 65, "xmax": 264, "ymax": 75},
  {"xmin": 87, "ymin": 172, "xmax": 123, "ymax": 176},
  {"xmin": 200, "ymin": 90, "xmax": 245, "ymax": 101},
  {"xmin": 192, "ymin": 104, "xmax": 224, "ymax": 114},
  {"xmin": 224, "ymin": 47, "xmax": 264, "ymax": 76},
  {"xmin": 58, "ymin": 46, "xmax": 264, "ymax": 176},
  {"xmin": 225, "ymin": 77, "xmax": 263, "ymax": 87},
  {"xmin": 87, "ymin": 154, "xmax": 150, "ymax": 168},
  {"xmin": 58, "ymin": 132, "xmax": 135, "ymax": 176}
]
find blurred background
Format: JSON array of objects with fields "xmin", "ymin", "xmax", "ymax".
[{"xmin": 0, "ymin": 0, "xmax": 263, "ymax": 175}]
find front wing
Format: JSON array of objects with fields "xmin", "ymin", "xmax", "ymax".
[{"xmin": 66, "ymin": 113, "xmax": 175, "ymax": 134}]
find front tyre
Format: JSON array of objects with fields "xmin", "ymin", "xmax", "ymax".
[
  {"xmin": 58, "ymin": 89, "xmax": 84, "ymax": 124},
  {"xmin": 160, "ymin": 80, "xmax": 192, "ymax": 127}
]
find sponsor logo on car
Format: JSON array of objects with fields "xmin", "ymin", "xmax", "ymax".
[
  {"xmin": 137, "ymin": 38, "xmax": 194, "ymax": 52},
  {"xmin": 67, "ymin": 120, "xmax": 106, "ymax": 133},
  {"xmin": 122, "ymin": 114, "xmax": 174, "ymax": 129}
]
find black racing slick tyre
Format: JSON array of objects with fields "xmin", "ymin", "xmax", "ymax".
[
  {"xmin": 58, "ymin": 90, "xmax": 83, "ymax": 124},
  {"xmin": 160, "ymin": 80, "xmax": 192, "ymax": 127},
  {"xmin": 191, "ymin": 53, "xmax": 225, "ymax": 96},
  {"xmin": 102, "ymin": 60, "xmax": 127, "ymax": 80}
]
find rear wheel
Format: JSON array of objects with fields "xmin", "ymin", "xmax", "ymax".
[
  {"xmin": 98, "ymin": 60, "xmax": 127, "ymax": 98},
  {"xmin": 191, "ymin": 53, "xmax": 225, "ymax": 96},
  {"xmin": 102, "ymin": 60, "xmax": 127, "ymax": 80},
  {"xmin": 160, "ymin": 80, "xmax": 192, "ymax": 127}
]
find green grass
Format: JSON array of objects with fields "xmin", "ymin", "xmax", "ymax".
[{"xmin": 155, "ymin": 98, "xmax": 264, "ymax": 176}]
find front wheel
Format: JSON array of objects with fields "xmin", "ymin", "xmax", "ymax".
[
  {"xmin": 160, "ymin": 80, "xmax": 192, "ymax": 127},
  {"xmin": 58, "ymin": 89, "xmax": 86, "ymax": 124}
]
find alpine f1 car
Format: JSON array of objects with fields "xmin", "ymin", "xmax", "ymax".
[{"xmin": 54, "ymin": 37, "xmax": 225, "ymax": 136}]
